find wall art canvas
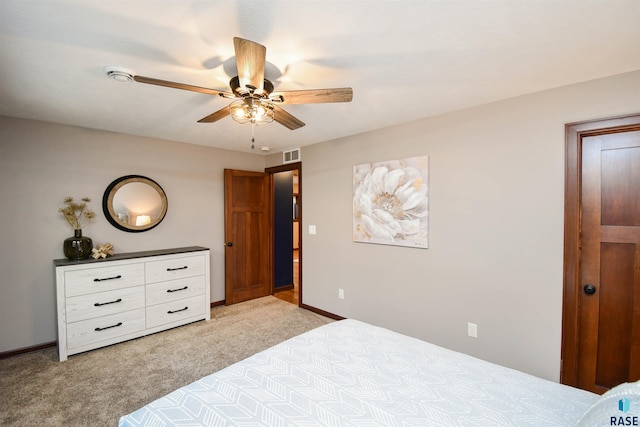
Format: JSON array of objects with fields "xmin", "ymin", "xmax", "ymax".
[{"xmin": 353, "ymin": 155, "xmax": 429, "ymax": 248}]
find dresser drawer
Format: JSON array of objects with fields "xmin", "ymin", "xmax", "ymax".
[
  {"xmin": 65, "ymin": 263, "xmax": 145, "ymax": 297},
  {"xmin": 66, "ymin": 286, "xmax": 145, "ymax": 323},
  {"xmin": 66, "ymin": 308, "xmax": 145, "ymax": 351},
  {"xmin": 146, "ymin": 295, "xmax": 206, "ymax": 329},
  {"xmin": 146, "ymin": 276, "xmax": 205, "ymax": 306},
  {"xmin": 145, "ymin": 254, "xmax": 205, "ymax": 284}
]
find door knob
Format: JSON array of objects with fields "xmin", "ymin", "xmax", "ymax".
[
  {"xmin": 583, "ymin": 284, "xmax": 596, "ymax": 295},
  {"xmin": 225, "ymin": 242, "xmax": 233, "ymax": 247}
]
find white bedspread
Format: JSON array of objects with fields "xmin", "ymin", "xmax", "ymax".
[{"xmin": 119, "ymin": 319, "xmax": 597, "ymax": 426}]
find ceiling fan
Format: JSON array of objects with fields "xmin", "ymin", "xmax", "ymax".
[{"xmin": 133, "ymin": 37, "xmax": 353, "ymax": 132}]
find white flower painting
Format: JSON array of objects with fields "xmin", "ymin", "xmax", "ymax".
[{"xmin": 353, "ymin": 156, "xmax": 429, "ymax": 248}]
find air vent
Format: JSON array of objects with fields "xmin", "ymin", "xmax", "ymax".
[{"xmin": 283, "ymin": 148, "xmax": 301, "ymax": 164}]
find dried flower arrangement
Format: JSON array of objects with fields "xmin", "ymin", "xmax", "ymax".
[{"xmin": 59, "ymin": 196, "xmax": 96, "ymax": 230}]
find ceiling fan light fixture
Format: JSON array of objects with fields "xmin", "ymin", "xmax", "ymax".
[
  {"xmin": 229, "ymin": 98, "xmax": 274, "ymax": 125},
  {"xmin": 132, "ymin": 37, "xmax": 351, "ymax": 133},
  {"xmin": 104, "ymin": 66, "xmax": 134, "ymax": 83}
]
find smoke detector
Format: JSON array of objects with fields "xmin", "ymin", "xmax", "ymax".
[{"xmin": 104, "ymin": 66, "xmax": 134, "ymax": 83}]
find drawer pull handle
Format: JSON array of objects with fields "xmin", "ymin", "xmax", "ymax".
[
  {"xmin": 95, "ymin": 322, "xmax": 123, "ymax": 331},
  {"xmin": 167, "ymin": 286, "xmax": 188, "ymax": 293},
  {"xmin": 94, "ymin": 298, "xmax": 123, "ymax": 307},
  {"xmin": 166, "ymin": 266, "xmax": 188, "ymax": 271},
  {"xmin": 93, "ymin": 275, "xmax": 122, "ymax": 282},
  {"xmin": 167, "ymin": 306, "xmax": 188, "ymax": 314}
]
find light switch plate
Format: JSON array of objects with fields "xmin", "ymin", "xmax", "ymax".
[{"xmin": 309, "ymin": 225, "xmax": 317, "ymax": 235}]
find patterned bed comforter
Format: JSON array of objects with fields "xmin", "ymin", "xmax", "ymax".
[{"xmin": 119, "ymin": 319, "xmax": 597, "ymax": 426}]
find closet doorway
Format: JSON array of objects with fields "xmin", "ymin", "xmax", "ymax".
[
  {"xmin": 562, "ymin": 114, "xmax": 640, "ymax": 393},
  {"xmin": 268, "ymin": 162, "xmax": 301, "ymax": 306}
]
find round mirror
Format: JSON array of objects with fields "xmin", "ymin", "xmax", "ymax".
[{"xmin": 102, "ymin": 175, "xmax": 168, "ymax": 232}]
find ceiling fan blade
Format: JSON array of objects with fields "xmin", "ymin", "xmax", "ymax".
[
  {"xmin": 233, "ymin": 37, "xmax": 266, "ymax": 94},
  {"xmin": 273, "ymin": 104, "xmax": 305, "ymax": 130},
  {"xmin": 134, "ymin": 75, "xmax": 234, "ymax": 98},
  {"xmin": 197, "ymin": 105, "xmax": 231, "ymax": 123},
  {"xmin": 270, "ymin": 88, "xmax": 353, "ymax": 104}
]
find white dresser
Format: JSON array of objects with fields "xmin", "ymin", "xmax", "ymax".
[{"xmin": 54, "ymin": 246, "xmax": 210, "ymax": 361}]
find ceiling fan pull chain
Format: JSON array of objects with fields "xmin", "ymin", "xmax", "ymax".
[{"xmin": 251, "ymin": 122, "xmax": 255, "ymax": 150}]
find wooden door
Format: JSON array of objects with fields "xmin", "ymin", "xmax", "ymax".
[
  {"xmin": 224, "ymin": 169, "xmax": 271, "ymax": 305},
  {"xmin": 562, "ymin": 115, "xmax": 640, "ymax": 394}
]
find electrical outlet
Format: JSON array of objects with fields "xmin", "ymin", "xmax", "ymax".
[
  {"xmin": 338, "ymin": 288, "xmax": 344, "ymax": 299},
  {"xmin": 467, "ymin": 322, "xmax": 478, "ymax": 338}
]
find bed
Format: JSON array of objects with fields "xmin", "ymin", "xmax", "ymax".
[{"xmin": 119, "ymin": 319, "xmax": 610, "ymax": 426}]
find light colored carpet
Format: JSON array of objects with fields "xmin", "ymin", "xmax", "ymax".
[{"xmin": 0, "ymin": 296, "xmax": 334, "ymax": 427}]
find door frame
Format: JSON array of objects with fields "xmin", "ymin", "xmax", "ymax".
[
  {"xmin": 266, "ymin": 162, "xmax": 302, "ymax": 305},
  {"xmin": 561, "ymin": 113, "xmax": 640, "ymax": 386}
]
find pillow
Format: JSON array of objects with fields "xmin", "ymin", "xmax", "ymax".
[{"xmin": 575, "ymin": 380, "xmax": 640, "ymax": 426}]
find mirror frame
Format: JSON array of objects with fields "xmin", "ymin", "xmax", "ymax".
[{"xmin": 102, "ymin": 175, "xmax": 168, "ymax": 233}]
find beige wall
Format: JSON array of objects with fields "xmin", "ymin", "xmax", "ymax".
[
  {"xmin": 298, "ymin": 70, "xmax": 640, "ymax": 382},
  {"xmin": 0, "ymin": 117, "xmax": 264, "ymax": 353}
]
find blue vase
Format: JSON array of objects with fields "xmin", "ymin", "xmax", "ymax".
[{"xmin": 63, "ymin": 229, "xmax": 93, "ymax": 260}]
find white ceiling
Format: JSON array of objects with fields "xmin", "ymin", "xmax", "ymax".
[{"xmin": 1, "ymin": 1, "xmax": 639, "ymax": 154}]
